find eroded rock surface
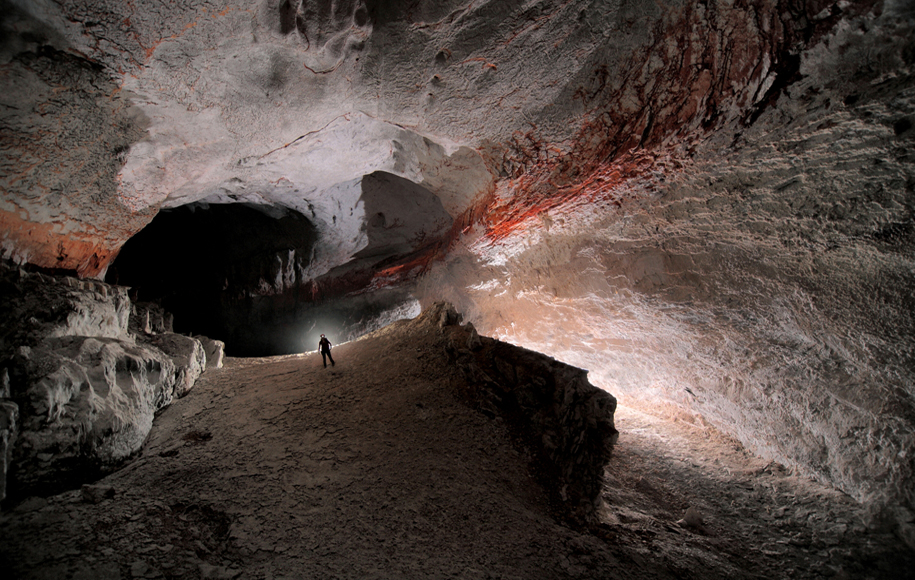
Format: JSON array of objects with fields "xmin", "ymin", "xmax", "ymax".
[
  {"xmin": 0, "ymin": 301, "xmax": 619, "ymax": 579},
  {"xmin": 6, "ymin": 336, "xmax": 178, "ymax": 498},
  {"xmin": 141, "ymin": 333, "xmax": 206, "ymax": 399},
  {"xmin": 2, "ymin": 303, "xmax": 912, "ymax": 579},
  {"xmin": 0, "ymin": 370, "xmax": 17, "ymax": 503},
  {"xmin": 0, "ymin": 262, "xmax": 215, "ymax": 500},
  {"xmin": 413, "ymin": 3, "xmax": 915, "ymax": 544},
  {"xmin": 0, "ymin": 264, "xmax": 131, "ymax": 347},
  {"xmin": 197, "ymin": 337, "xmax": 226, "ymax": 370},
  {"xmin": 1, "ymin": 0, "xmax": 914, "ymax": 553},
  {"xmin": 434, "ymin": 303, "xmax": 617, "ymax": 524}
]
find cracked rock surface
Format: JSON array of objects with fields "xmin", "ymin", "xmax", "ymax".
[
  {"xmin": 0, "ymin": 262, "xmax": 219, "ymax": 500},
  {"xmin": 2, "ymin": 0, "xmax": 915, "ymax": 559},
  {"xmin": 2, "ymin": 306, "xmax": 912, "ymax": 579}
]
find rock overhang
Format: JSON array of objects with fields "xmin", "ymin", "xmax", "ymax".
[
  {"xmin": 1, "ymin": 0, "xmax": 915, "ymax": 546},
  {"xmin": 9, "ymin": 0, "xmax": 850, "ymax": 273}
]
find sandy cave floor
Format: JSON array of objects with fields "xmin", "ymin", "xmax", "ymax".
[{"xmin": 1, "ymin": 319, "xmax": 913, "ymax": 580}]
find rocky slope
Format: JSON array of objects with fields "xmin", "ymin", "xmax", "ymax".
[
  {"xmin": 0, "ymin": 261, "xmax": 222, "ymax": 502},
  {"xmin": 1, "ymin": 303, "xmax": 912, "ymax": 579}
]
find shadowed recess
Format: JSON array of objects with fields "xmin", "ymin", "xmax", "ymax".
[{"xmin": 107, "ymin": 203, "xmax": 318, "ymax": 352}]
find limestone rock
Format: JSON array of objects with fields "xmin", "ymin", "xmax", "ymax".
[
  {"xmin": 0, "ymin": 263, "xmax": 214, "ymax": 499},
  {"xmin": 1, "ymin": 0, "xmax": 913, "ymax": 549},
  {"xmin": 197, "ymin": 337, "xmax": 225, "ymax": 370},
  {"xmin": 434, "ymin": 302, "xmax": 462, "ymax": 329},
  {"xmin": 129, "ymin": 302, "xmax": 174, "ymax": 335},
  {"xmin": 6, "ymin": 336, "xmax": 177, "ymax": 497},
  {"xmin": 0, "ymin": 262, "xmax": 131, "ymax": 350},
  {"xmin": 428, "ymin": 302, "xmax": 617, "ymax": 525},
  {"xmin": 465, "ymin": 322, "xmax": 482, "ymax": 351},
  {"xmin": 141, "ymin": 334, "xmax": 205, "ymax": 398},
  {"xmin": 0, "ymin": 397, "xmax": 18, "ymax": 503},
  {"xmin": 409, "ymin": 4, "xmax": 915, "ymax": 539}
]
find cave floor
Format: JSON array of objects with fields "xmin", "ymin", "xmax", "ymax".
[
  {"xmin": 601, "ymin": 406, "xmax": 913, "ymax": 579},
  {"xmin": 1, "ymin": 321, "xmax": 912, "ymax": 580}
]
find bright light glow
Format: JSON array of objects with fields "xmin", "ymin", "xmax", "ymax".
[{"xmin": 299, "ymin": 299, "xmax": 421, "ymax": 354}]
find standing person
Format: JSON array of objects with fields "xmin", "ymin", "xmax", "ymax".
[{"xmin": 318, "ymin": 334, "xmax": 335, "ymax": 368}]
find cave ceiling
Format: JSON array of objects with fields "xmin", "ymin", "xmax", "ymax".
[
  {"xmin": 2, "ymin": 0, "xmax": 915, "ymax": 536},
  {"xmin": 6, "ymin": 0, "xmax": 884, "ymax": 276}
]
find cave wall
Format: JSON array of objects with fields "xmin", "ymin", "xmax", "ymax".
[
  {"xmin": 6, "ymin": 0, "xmax": 869, "ymax": 275},
  {"xmin": 0, "ymin": 0, "xmax": 152, "ymax": 276},
  {"xmin": 0, "ymin": 261, "xmax": 218, "ymax": 501},
  {"xmin": 109, "ymin": 172, "xmax": 451, "ymax": 355},
  {"xmin": 108, "ymin": 202, "xmax": 318, "ymax": 354},
  {"xmin": 1, "ymin": 0, "xmax": 914, "ymax": 541},
  {"xmin": 417, "ymin": 2, "xmax": 915, "ymax": 530}
]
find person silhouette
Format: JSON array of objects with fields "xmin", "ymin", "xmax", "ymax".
[{"xmin": 318, "ymin": 334, "xmax": 335, "ymax": 368}]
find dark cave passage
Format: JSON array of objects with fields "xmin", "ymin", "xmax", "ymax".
[
  {"xmin": 2, "ymin": 1, "xmax": 915, "ymax": 576},
  {"xmin": 106, "ymin": 171, "xmax": 454, "ymax": 358},
  {"xmin": 106, "ymin": 203, "xmax": 318, "ymax": 355}
]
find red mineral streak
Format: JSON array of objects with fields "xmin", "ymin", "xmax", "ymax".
[
  {"xmin": 120, "ymin": 3, "xmax": 254, "ymax": 64},
  {"xmin": 1, "ymin": 0, "xmax": 880, "ymax": 287},
  {"xmin": 481, "ymin": 149, "xmax": 664, "ymax": 246},
  {"xmin": 274, "ymin": 242, "xmax": 447, "ymax": 305},
  {"xmin": 450, "ymin": 0, "xmax": 882, "ymax": 250},
  {"xmin": 497, "ymin": 0, "xmax": 576, "ymax": 48},
  {"xmin": 0, "ymin": 210, "xmax": 117, "ymax": 278},
  {"xmin": 364, "ymin": 247, "xmax": 444, "ymax": 291}
]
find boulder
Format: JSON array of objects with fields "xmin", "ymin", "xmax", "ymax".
[
  {"xmin": 0, "ymin": 261, "xmax": 214, "ymax": 501},
  {"xmin": 141, "ymin": 334, "xmax": 205, "ymax": 397},
  {"xmin": 0, "ymin": 262, "xmax": 131, "ymax": 350},
  {"xmin": 436, "ymin": 302, "xmax": 463, "ymax": 329},
  {"xmin": 6, "ymin": 336, "xmax": 177, "ymax": 497},
  {"xmin": 196, "ymin": 337, "xmax": 225, "ymax": 369}
]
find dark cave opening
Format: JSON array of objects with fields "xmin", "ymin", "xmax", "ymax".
[
  {"xmin": 106, "ymin": 203, "xmax": 318, "ymax": 355},
  {"xmin": 107, "ymin": 172, "xmax": 455, "ymax": 357}
]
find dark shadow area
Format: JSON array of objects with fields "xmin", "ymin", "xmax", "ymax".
[
  {"xmin": 107, "ymin": 174, "xmax": 453, "ymax": 357},
  {"xmin": 356, "ymin": 171, "xmax": 453, "ymax": 259},
  {"xmin": 106, "ymin": 203, "xmax": 318, "ymax": 353},
  {"xmin": 220, "ymin": 167, "xmax": 453, "ymax": 356}
]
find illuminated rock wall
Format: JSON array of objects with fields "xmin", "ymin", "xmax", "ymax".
[
  {"xmin": 1, "ymin": 0, "xmax": 913, "ymax": 541},
  {"xmin": 0, "ymin": 263, "xmax": 213, "ymax": 499},
  {"xmin": 417, "ymin": 3, "xmax": 915, "ymax": 536},
  {"xmin": 6, "ymin": 0, "xmax": 864, "ymax": 275}
]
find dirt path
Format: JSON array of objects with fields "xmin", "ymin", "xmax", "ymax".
[
  {"xmin": 1, "ymin": 315, "xmax": 912, "ymax": 579},
  {"xmin": 0, "ymin": 317, "xmax": 632, "ymax": 580}
]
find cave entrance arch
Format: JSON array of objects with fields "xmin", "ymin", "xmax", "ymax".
[
  {"xmin": 108, "ymin": 172, "xmax": 455, "ymax": 356},
  {"xmin": 107, "ymin": 203, "xmax": 318, "ymax": 355}
]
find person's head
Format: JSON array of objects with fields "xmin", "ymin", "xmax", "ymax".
[{"xmin": 320, "ymin": 334, "xmax": 325, "ymax": 338}]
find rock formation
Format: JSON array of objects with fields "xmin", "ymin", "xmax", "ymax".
[
  {"xmin": 0, "ymin": 370, "xmax": 18, "ymax": 503},
  {"xmin": 0, "ymin": 300, "xmax": 630, "ymax": 580},
  {"xmin": 197, "ymin": 336, "xmax": 226, "ymax": 370},
  {"xmin": 434, "ymin": 302, "xmax": 618, "ymax": 524},
  {"xmin": 0, "ymin": 262, "xmax": 220, "ymax": 500},
  {"xmin": 1, "ymin": 0, "xmax": 914, "ymax": 549}
]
